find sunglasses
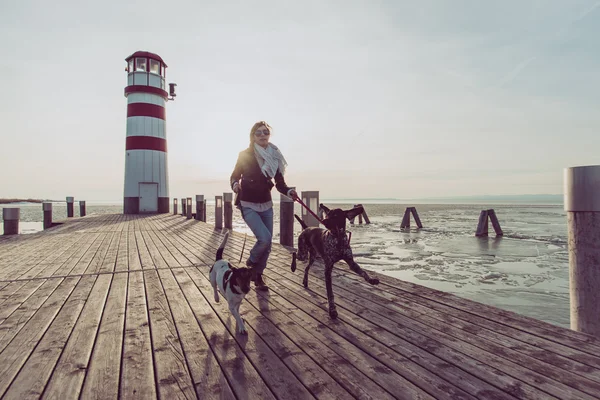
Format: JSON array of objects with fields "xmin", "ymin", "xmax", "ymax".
[{"xmin": 254, "ymin": 130, "xmax": 270, "ymax": 136}]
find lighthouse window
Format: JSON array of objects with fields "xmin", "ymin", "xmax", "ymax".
[
  {"xmin": 128, "ymin": 59, "xmax": 134, "ymax": 72},
  {"xmin": 149, "ymin": 59, "xmax": 160, "ymax": 75},
  {"xmin": 135, "ymin": 58, "xmax": 147, "ymax": 72}
]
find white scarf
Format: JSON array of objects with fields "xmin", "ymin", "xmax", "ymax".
[{"xmin": 254, "ymin": 143, "xmax": 287, "ymax": 178}]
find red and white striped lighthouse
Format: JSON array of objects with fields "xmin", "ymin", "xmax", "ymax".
[{"xmin": 123, "ymin": 51, "xmax": 175, "ymax": 214}]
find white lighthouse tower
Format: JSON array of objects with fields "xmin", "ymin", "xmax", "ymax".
[{"xmin": 123, "ymin": 51, "xmax": 175, "ymax": 214}]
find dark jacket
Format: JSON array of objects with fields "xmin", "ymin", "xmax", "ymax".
[{"xmin": 230, "ymin": 147, "xmax": 291, "ymax": 206}]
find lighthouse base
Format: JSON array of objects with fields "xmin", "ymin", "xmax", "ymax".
[{"xmin": 124, "ymin": 197, "xmax": 170, "ymax": 214}]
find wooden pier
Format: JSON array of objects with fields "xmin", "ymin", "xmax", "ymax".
[{"xmin": 1, "ymin": 214, "xmax": 600, "ymax": 399}]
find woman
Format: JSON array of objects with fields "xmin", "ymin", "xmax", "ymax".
[{"xmin": 230, "ymin": 121, "xmax": 298, "ymax": 290}]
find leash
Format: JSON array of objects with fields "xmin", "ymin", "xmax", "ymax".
[
  {"xmin": 293, "ymin": 195, "xmax": 352, "ymax": 244},
  {"xmin": 239, "ymin": 233, "xmax": 247, "ymax": 264}
]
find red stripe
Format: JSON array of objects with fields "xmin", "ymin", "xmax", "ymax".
[
  {"xmin": 126, "ymin": 136, "xmax": 167, "ymax": 152},
  {"xmin": 127, "ymin": 103, "xmax": 165, "ymax": 120},
  {"xmin": 124, "ymin": 85, "xmax": 169, "ymax": 100}
]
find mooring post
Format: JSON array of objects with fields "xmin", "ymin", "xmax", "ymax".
[
  {"xmin": 400, "ymin": 207, "xmax": 411, "ymax": 229},
  {"xmin": 203, "ymin": 199, "xmax": 207, "ymax": 221},
  {"xmin": 223, "ymin": 193, "xmax": 233, "ymax": 229},
  {"xmin": 487, "ymin": 209, "xmax": 503, "ymax": 236},
  {"xmin": 186, "ymin": 198, "xmax": 192, "ymax": 219},
  {"xmin": 2, "ymin": 208, "xmax": 19, "ymax": 235},
  {"xmin": 215, "ymin": 195, "xmax": 223, "ymax": 229},
  {"xmin": 361, "ymin": 204, "xmax": 371, "ymax": 224},
  {"xmin": 301, "ymin": 191, "xmax": 320, "ymax": 227},
  {"xmin": 43, "ymin": 202, "xmax": 53, "ymax": 229},
  {"xmin": 181, "ymin": 198, "xmax": 186, "ymax": 216},
  {"xmin": 280, "ymin": 187, "xmax": 295, "ymax": 247},
  {"xmin": 475, "ymin": 210, "xmax": 489, "ymax": 236},
  {"xmin": 66, "ymin": 197, "xmax": 74, "ymax": 218},
  {"xmin": 79, "ymin": 201, "xmax": 86, "ymax": 217},
  {"xmin": 173, "ymin": 198, "xmax": 178, "ymax": 215},
  {"xmin": 410, "ymin": 207, "xmax": 423, "ymax": 228},
  {"xmin": 195, "ymin": 195, "xmax": 204, "ymax": 221},
  {"xmin": 564, "ymin": 165, "xmax": 600, "ymax": 337}
]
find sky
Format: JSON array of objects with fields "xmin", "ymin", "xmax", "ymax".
[{"xmin": 1, "ymin": 0, "xmax": 599, "ymax": 202}]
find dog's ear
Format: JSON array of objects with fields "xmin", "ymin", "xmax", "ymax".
[
  {"xmin": 319, "ymin": 203, "xmax": 331, "ymax": 215},
  {"xmin": 345, "ymin": 206, "xmax": 364, "ymax": 221}
]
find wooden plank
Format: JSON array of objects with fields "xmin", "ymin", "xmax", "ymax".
[
  {"xmin": 0, "ymin": 277, "xmax": 80, "ymax": 396},
  {"xmin": 172, "ymin": 267, "xmax": 276, "ymax": 400},
  {"xmin": 2, "ymin": 276, "xmax": 97, "ymax": 399},
  {"xmin": 143, "ymin": 269, "xmax": 196, "ymax": 399},
  {"xmin": 0, "ymin": 278, "xmax": 64, "ymax": 351},
  {"xmin": 157, "ymin": 267, "xmax": 236, "ymax": 400},
  {"xmin": 120, "ymin": 271, "xmax": 157, "ymax": 400},
  {"xmin": 42, "ymin": 274, "xmax": 113, "ymax": 400},
  {"xmin": 114, "ymin": 229, "xmax": 129, "ymax": 272},
  {"xmin": 51, "ymin": 233, "xmax": 104, "ymax": 277},
  {"xmin": 0, "ymin": 279, "xmax": 45, "ymax": 325},
  {"xmin": 80, "ymin": 272, "xmax": 128, "ymax": 399}
]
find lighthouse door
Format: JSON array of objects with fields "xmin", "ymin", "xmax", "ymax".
[{"xmin": 139, "ymin": 183, "xmax": 158, "ymax": 213}]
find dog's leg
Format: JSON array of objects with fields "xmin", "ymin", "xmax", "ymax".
[
  {"xmin": 210, "ymin": 276, "xmax": 220, "ymax": 303},
  {"xmin": 324, "ymin": 263, "xmax": 338, "ymax": 319},
  {"xmin": 343, "ymin": 255, "xmax": 380, "ymax": 285},
  {"xmin": 302, "ymin": 251, "xmax": 316, "ymax": 288},
  {"xmin": 230, "ymin": 300, "xmax": 247, "ymax": 335}
]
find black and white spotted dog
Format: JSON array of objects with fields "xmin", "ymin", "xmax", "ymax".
[
  {"xmin": 292, "ymin": 204, "xmax": 379, "ymax": 319},
  {"xmin": 210, "ymin": 231, "xmax": 254, "ymax": 335}
]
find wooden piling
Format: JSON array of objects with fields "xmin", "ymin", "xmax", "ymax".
[
  {"xmin": 362, "ymin": 206, "xmax": 371, "ymax": 224},
  {"xmin": 487, "ymin": 209, "xmax": 503, "ymax": 236},
  {"xmin": 300, "ymin": 191, "xmax": 320, "ymax": 227},
  {"xmin": 79, "ymin": 201, "xmax": 86, "ymax": 217},
  {"xmin": 475, "ymin": 210, "xmax": 489, "ymax": 237},
  {"xmin": 173, "ymin": 198, "xmax": 178, "ymax": 215},
  {"xmin": 195, "ymin": 195, "xmax": 204, "ymax": 221},
  {"xmin": 43, "ymin": 202, "xmax": 52, "ymax": 229},
  {"xmin": 181, "ymin": 198, "xmax": 186, "ymax": 216},
  {"xmin": 280, "ymin": 187, "xmax": 295, "ymax": 247},
  {"xmin": 223, "ymin": 193, "xmax": 233, "ymax": 229},
  {"xmin": 66, "ymin": 197, "xmax": 74, "ymax": 218},
  {"xmin": 564, "ymin": 165, "xmax": 600, "ymax": 337},
  {"xmin": 186, "ymin": 197, "xmax": 192, "ymax": 219},
  {"xmin": 215, "ymin": 195, "xmax": 223, "ymax": 229},
  {"xmin": 410, "ymin": 207, "xmax": 423, "ymax": 229},
  {"xmin": 2, "ymin": 208, "xmax": 19, "ymax": 235},
  {"xmin": 400, "ymin": 207, "xmax": 411, "ymax": 229}
]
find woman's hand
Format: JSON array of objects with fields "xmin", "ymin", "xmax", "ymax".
[
  {"xmin": 288, "ymin": 189, "xmax": 298, "ymax": 200},
  {"xmin": 233, "ymin": 181, "xmax": 242, "ymax": 193}
]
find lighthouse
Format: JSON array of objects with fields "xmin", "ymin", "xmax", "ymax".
[{"xmin": 123, "ymin": 51, "xmax": 176, "ymax": 214}]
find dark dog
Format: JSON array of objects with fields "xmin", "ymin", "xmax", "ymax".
[
  {"xmin": 292, "ymin": 204, "xmax": 379, "ymax": 319},
  {"xmin": 210, "ymin": 231, "xmax": 255, "ymax": 334}
]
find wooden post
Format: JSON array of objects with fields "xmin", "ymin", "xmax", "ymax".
[
  {"xmin": 66, "ymin": 197, "xmax": 74, "ymax": 218},
  {"xmin": 173, "ymin": 198, "xmax": 178, "ymax": 215},
  {"xmin": 410, "ymin": 207, "xmax": 423, "ymax": 229},
  {"xmin": 2, "ymin": 208, "xmax": 19, "ymax": 235},
  {"xmin": 564, "ymin": 165, "xmax": 600, "ymax": 337},
  {"xmin": 362, "ymin": 205, "xmax": 371, "ymax": 224},
  {"xmin": 181, "ymin": 198, "xmax": 186, "ymax": 216},
  {"xmin": 215, "ymin": 195, "xmax": 223, "ymax": 229},
  {"xmin": 223, "ymin": 193, "xmax": 233, "ymax": 229},
  {"xmin": 203, "ymin": 199, "xmax": 207, "ymax": 222},
  {"xmin": 400, "ymin": 207, "xmax": 411, "ymax": 229},
  {"xmin": 43, "ymin": 202, "xmax": 53, "ymax": 229},
  {"xmin": 487, "ymin": 209, "xmax": 503, "ymax": 236},
  {"xmin": 280, "ymin": 186, "xmax": 295, "ymax": 247},
  {"xmin": 186, "ymin": 197, "xmax": 192, "ymax": 219},
  {"xmin": 79, "ymin": 201, "xmax": 86, "ymax": 217},
  {"xmin": 475, "ymin": 210, "xmax": 489, "ymax": 237},
  {"xmin": 300, "ymin": 191, "xmax": 320, "ymax": 227},
  {"xmin": 195, "ymin": 195, "xmax": 204, "ymax": 221}
]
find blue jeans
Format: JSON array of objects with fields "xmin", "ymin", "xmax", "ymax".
[{"xmin": 240, "ymin": 206, "xmax": 273, "ymax": 274}]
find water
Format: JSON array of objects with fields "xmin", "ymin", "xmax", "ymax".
[{"xmin": 0, "ymin": 201, "xmax": 570, "ymax": 328}]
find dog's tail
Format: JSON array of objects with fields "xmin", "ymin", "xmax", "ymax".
[
  {"xmin": 294, "ymin": 214, "xmax": 308, "ymax": 230},
  {"xmin": 215, "ymin": 231, "xmax": 230, "ymax": 261}
]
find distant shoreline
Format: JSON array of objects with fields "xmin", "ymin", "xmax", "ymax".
[{"xmin": 0, "ymin": 198, "xmax": 46, "ymax": 204}]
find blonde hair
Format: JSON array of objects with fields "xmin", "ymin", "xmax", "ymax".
[{"xmin": 249, "ymin": 121, "xmax": 272, "ymax": 147}]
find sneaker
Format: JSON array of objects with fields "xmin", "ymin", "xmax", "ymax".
[{"xmin": 254, "ymin": 274, "xmax": 269, "ymax": 291}]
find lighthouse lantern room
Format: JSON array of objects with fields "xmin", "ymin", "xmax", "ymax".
[{"xmin": 123, "ymin": 51, "xmax": 173, "ymax": 214}]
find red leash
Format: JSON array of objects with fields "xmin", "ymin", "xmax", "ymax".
[{"xmin": 293, "ymin": 196, "xmax": 352, "ymax": 244}]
